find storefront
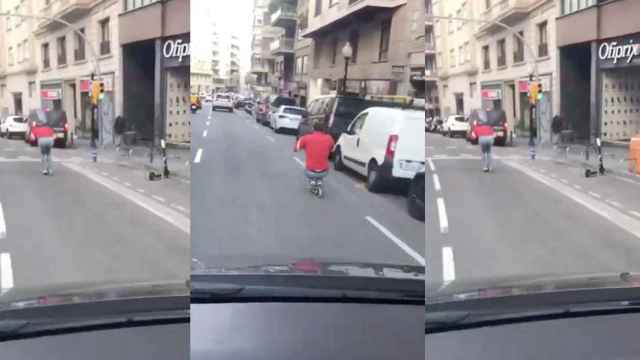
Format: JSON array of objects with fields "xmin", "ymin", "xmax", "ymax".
[
  {"xmin": 163, "ymin": 35, "xmax": 191, "ymax": 145},
  {"xmin": 78, "ymin": 74, "xmax": 116, "ymax": 141},
  {"xmin": 516, "ymin": 75, "xmax": 552, "ymax": 138},
  {"xmin": 480, "ymin": 84, "xmax": 503, "ymax": 111},
  {"xmin": 597, "ymin": 33, "xmax": 640, "ymax": 142},
  {"xmin": 40, "ymin": 82, "xmax": 63, "ymax": 111}
]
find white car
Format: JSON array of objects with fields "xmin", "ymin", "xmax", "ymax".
[
  {"xmin": 0, "ymin": 115, "xmax": 28, "ymax": 139},
  {"xmin": 269, "ymin": 106, "xmax": 306, "ymax": 133},
  {"xmin": 334, "ymin": 107, "xmax": 425, "ymax": 192},
  {"xmin": 212, "ymin": 94, "xmax": 234, "ymax": 112},
  {"xmin": 443, "ymin": 115, "xmax": 469, "ymax": 137}
]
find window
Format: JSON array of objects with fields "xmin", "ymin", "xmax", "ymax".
[
  {"xmin": 485, "ymin": 0, "xmax": 491, "ymax": 9},
  {"xmin": 57, "ymin": 36, "xmax": 66, "ymax": 66},
  {"xmin": 331, "ymin": 38, "xmax": 338, "ymax": 65},
  {"xmin": 458, "ymin": 46, "xmax": 464, "ymax": 65},
  {"xmin": 75, "ymin": 28, "xmax": 86, "ymax": 61},
  {"xmin": 349, "ymin": 30, "xmax": 359, "ymax": 63},
  {"xmin": 302, "ymin": 55, "xmax": 308, "ymax": 74},
  {"xmin": 513, "ymin": 31, "xmax": 524, "ymax": 63},
  {"xmin": 8, "ymin": 47, "xmax": 14, "ymax": 66},
  {"xmin": 464, "ymin": 42, "xmax": 470, "ymax": 63},
  {"xmin": 482, "ymin": 45, "xmax": 490, "ymax": 70},
  {"xmin": 99, "ymin": 18, "xmax": 111, "ymax": 55},
  {"xmin": 379, "ymin": 19, "xmax": 391, "ymax": 62},
  {"xmin": 329, "ymin": 0, "xmax": 338, "ymax": 6},
  {"xmin": 449, "ymin": 49, "xmax": 455, "ymax": 68},
  {"xmin": 23, "ymin": 40, "xmax": 29, "ymax": 61},
  {"xmin": 125, "ymin": 0, "xmax": 160, "ymax": 11},
  {"xmin": 563, "ymin": 0, "xmax": 596, "ymax": 15},
  {"xmin": 538, "ymin": 21, "xmax": 548, "ymax": 57},
  {"xmin": 470, "ymin": 82, "xmax": 476, "ymax": 98},
  {"xmin": 296, "ymin": 56, "xmax": 302, "ymax": 74},
  {"xmin": 448, "ymin": 15, "xmax": 453, "ymax": 34},
  {"xmin": 313, "ymin": 40, "xmax": 321, "ymax": 69},
  {"xmin": 42, "ymin": 42, "xmax": 50, "ymax": 69},
  {"xmin": 497, "ymin": 38, "xmax": 506, "ymax": 67},
  {"xmin": 315, "ymin": 0, "xmax": 322, "ymax": 16}
]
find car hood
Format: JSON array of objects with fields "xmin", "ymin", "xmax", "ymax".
[
  {"xmin": 428, "ymin": 272, "xmax": 640, "ymax": 304},
  {"xmin": 0, "ymin": 280, "xmax": 189, "ymax": 311},
  {"xmin": 192, "ymin": 258, "xmax": 424, "ymax": 280}
]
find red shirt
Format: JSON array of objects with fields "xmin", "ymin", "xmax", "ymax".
[
  {"xmin": 34, "ymin": 125, "xmax": 55, "ymax": 138},
  {"xmin": 475, "ymin": 124, "xmax": 495, "ymax": 137},
  {"xmin": 296, "ymin": 131, "xmax": 335, "ymax": 171}
]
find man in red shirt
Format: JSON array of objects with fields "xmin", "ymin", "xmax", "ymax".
[{"xmin": 294, "ymin": 121, "xmax": 335, "ymax": 187}]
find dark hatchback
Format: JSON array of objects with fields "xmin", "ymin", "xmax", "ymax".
[
  {"xmin": 466, "ymin": 109, "xmax": 509, "ymax": 146},
  {"xmin": 26, "ymin": 109, "xmax": 70, "ymax": 147}
]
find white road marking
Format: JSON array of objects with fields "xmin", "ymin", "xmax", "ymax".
[
  {"xmin": 426, "ymin": 146, "xmax": 434, "ymax": 150},
  {"xmin": 124, "ymin": 182, "xmax": 132, "ymax": 187},
  {"xmin": 293, "ymin": 157, "xmax": 305, "ymax": 168},
  {"xmin": 364, "ymin": 216, "xmax": 425, "ymax": 266},
  {"xmin": 560, "ymin": 178, "xmax": 569, "ymax": 184},
  {"xmin": 460, "ymin": 153, "xmax": 473, "ymax": 157},
  {"xmin": 136, "ymin": 188, "xmax": 145, "ymax": 193},
  {"xmin": 0, "ymin": 252, "xmax": 14, "ymax": 294},
  {"xmin": 614, "ymin": 175, "xmax": 639, "ymax": 185},
  {"xmin": 203, "ymin": 129, "xmax": 208, "ymax": 137},
  {"xmin": 436, "ymin": 198, "xmax": 449, "ymax": 234},
  {"xmin": 630, "ymin": 210, "xmax": 640, "ymax": 219},
  {"xmin": 442, "ymin": 246, "xmax": 455, "ymax": 285},
  {"xmin": 606, "ymin": 200, "xmax": 622, "ymax": 208},
  {"xmin": 588, "ymin": 191, "xmax": 601, "ymax": 198},
  {"xmin": 152, "ymin": 195, "xmax": 166, "ymax": 203},
  {"xmin": 504, "ymin": 160, "xmax": 640, "ymax": 239},
  {"xmin": 63, "ymin": 162, "xmax": 190, "ymax": 234},
  {"xmin": 427, "ymin": 158, "xmax": 435, "ymax": 172},
  {"xmin": 433, "ymin": 174, "xmax": 441, "ymax": 191},
  {"xmin": 206, "ymin": 121, "xmax": 210, "ymax": 126},
  {"xmin": 171, "ymin": 203, "xmax": 188, "ymax": 213},
  {"xmin": 194, "ymin": 148, "xmax": 203, "ymax": 163},
  {"xmin": 101, "ymin": 172, "xmax": 109, "ymax": 176},
  {"xmin": 573, "ymin": 184, "xmax": 582, "ymax": 190},
  {"xmin": 446, "ymin": 146, "xmax": 456, "ymax": 150},
  {"xmin": 0, "ymin": 202, "xmax": 5, "ymax": 239},
  {"xmin": 266, "ymin": 135, "xmax": 276, "ymax": 142}
]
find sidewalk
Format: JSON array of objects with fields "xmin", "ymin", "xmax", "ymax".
[
  {"xmin": 70, "ymin": 137, "xmax": 191, "ymax": 180},
  {"xmin": 510, "ymin": 137, "xmax": 637, "ymax": 177}
]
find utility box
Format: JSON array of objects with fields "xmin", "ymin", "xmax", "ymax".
[{"xmin": 630, "ymin": 135, "xmax": 640, "ymax": 175}]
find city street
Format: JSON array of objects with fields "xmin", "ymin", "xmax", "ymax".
[
  {"xmin": 427, "ymin": 132, "xmax": 640, "ymax": 289},
  {"xmin": 0, "ymin": 135, "xmax": 190, "ymax": 292},
  {"xmin": 191, "ymin": 104, "xmax": 424, "ymax": 269}
]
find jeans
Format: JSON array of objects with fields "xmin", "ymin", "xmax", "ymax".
[
  {"xmin": 478, "ymin": 136, "xmax": 494, "ymax": 170},
  {"xmin": 305, "ymin": 169, "xmax": 328, "ymax": 183},
  {"xmin": 38, "ymin": 137, "xmax": 54, "ymax": 173}
]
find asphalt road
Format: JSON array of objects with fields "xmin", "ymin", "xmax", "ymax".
[
  {"xmin": 0, "ymin": 136, "xmax": 190, "ymax": 293},
  {"xmin": 191, "ymin": 104, "xmax": 424, "ymax": 269},
  {"xmin": 427, "ymin": 132, "xmax": 640, "ymax": 291}
]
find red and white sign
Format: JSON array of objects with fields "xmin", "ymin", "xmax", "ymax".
[
  {"xmin": 40, "ymin": 90, "xmax": 61, "ymax": 100},
  {"xmin": 481, "ymin": 89, "xmax": 502, "ymax": 100},
  {"xmin": 80, "ymin": 79, "xmax": 91, "ymax": 92}
]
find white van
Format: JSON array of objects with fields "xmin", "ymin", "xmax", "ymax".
[{"xmin": 334, "ymin": 107, "xmax": 425, "ymax": 192}]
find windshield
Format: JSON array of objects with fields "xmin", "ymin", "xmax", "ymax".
[
  {"xmin": 12, "ymin": 116, "xmax": 25, "ymax": 123},
  {"xmin": 45, "ymin": 111, "xmax": 67, "ymax": 126},
  {"xmin": 476, "ymin": 110, "xmax": 505, "ymax": 125},
  {"xmin": 282, "ymin": 107, "xmax": 306, "ymax": 116},
  {"xmin": 454, "ymin": 116, "xmax": 466, "ymax": 122},
  {"xmin": 272, "ymin": 97, "xmax": 296, "ymax": 107}
]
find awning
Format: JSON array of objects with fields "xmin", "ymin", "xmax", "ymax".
[{"xmin": 302, "ymin": 0, "xmax": 407, "ymax": 39}]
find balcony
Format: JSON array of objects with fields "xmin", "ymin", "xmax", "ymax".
[
  {"xmin": 477, "ymin": 0, "xmax": 532, "ymax": 35},
  {"xmin": 251, "ymin": 62, "xmax": 269, "ymax": 73},
  {"xmin": 270, "ymin": 5, "xmax": 297, "ymax": 27},
  {"xmin": 270, "ymin": 37, "xmax": 295, "ymax": 55},
  {"xmin": 302, "ymin": 0, "xmax": 407, "ymax": 38},
  {"xmin": 38, "ymin": 0, "xmax": 93, "ymax": 31}
]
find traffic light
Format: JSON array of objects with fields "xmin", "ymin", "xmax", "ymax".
[
  {"xmin": 537, "ymin": 82, "xmax": 544, "ymax": 102},
  {"xmin": 529, "ymin": 81, "xmax": 539, "ymax": 105},
  {"xmin": 90, "ymin": 80, "xmax": 102, "ymax": 105},
  {"xmin": 99, "ymin": 81, "xmax": 105, "ymax": 101}
]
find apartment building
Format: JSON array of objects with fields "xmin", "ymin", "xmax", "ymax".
[
  {"xmin": 250, "ymin": 0, "xmax": 279, "ymax": 97},
  {"xmin": 425, "ymin": 0, "xmax": 439, "ymax": 117},
  {"xmin": 293, "ymin": 0, "xmax": 311, "ymax": 107},
  {"xmin": 302, "ymin": 0, "xmax": 425, "ymax": 100},
  {"xmin": 34, "ymin": 0, "xmax": 121, "ymax": 142},
  {"xmin": 556, "ymin": 0, "xmax": 640, "ymax": 143},
  {"xmin": 191, "ymin": 59, "xmax": 212, "ymax": 95},
  {"xmin": 266, "ymin": 0, "xmax": 298, "ymax": 97},
  {"xmin": 0, "ymin": 0, "xmax": 38, "ymax": 118}
]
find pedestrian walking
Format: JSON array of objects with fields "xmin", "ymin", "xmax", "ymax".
[
  {"xmin": 114, "ymin": 115, "xmax": 125, "ymax": 151},
  {"xmin": 551, "ymin": 114, "xmax": 562, "ymax": 146},
  {"xmin": 475, "ymin": 119, "xmax": 496, "ymax": 172},
  {"xmin": 37, "ymin": 125, "xmax": 55, "ymax": 176}
]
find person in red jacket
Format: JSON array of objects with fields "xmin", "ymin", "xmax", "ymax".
[
  {"xmin": 294, "ymin": 120, "xmax": 335, "ymax": 188},
  {"xmin": 37, "ymin": 124, "xmax": 55, "ymax": 175},
  {"xmin": 475, "ymin": 120, "xmax": 495, "ymax": 172}
]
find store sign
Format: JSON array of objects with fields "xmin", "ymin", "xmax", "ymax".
[
  {"xmin": 481, "ymin": 89, "xmax": 502, "ymax": 100},
  {"xmin": 40, "ymin": 90, "xmax": 60, "ymax": 100},
  {"xmin": 163, "ymin": 39, "xmax": 190, "ymax": 62},
  {"xmin": 518, "ymin": 76, "xmax": 551, "ymax": 93},
  {"xmin": 598, "ymin": 41, "xmax": 640, "ymax": 64}
]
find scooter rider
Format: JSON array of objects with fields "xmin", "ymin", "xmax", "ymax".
[{"xmin": 294, "ymin": 120, "xmax": 335, "ymax": 189}]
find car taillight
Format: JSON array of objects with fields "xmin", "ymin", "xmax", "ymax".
[
  {"xmin": 64, "ymin": 123, "xmax": 69, "ymax": 132},
  {"xmin": 503, "ymin": 121, "xmax": 508, "ymax": 130},
  {"xmin": 385, "ymin": 134, "xmax": 398, "ymax": 161}
]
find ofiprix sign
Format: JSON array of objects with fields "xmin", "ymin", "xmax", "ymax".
[{"xmin": 598, "ymin": 34, "xmax": 640, "ymax": 68}]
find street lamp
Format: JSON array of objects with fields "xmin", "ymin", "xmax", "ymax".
[{"xmin": 341, "ymin": 42, "xmax": 353, "ymax": 95}]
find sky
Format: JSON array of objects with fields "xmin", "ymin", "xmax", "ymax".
[{"xmin": 191, "ymin": 0, "xmax": 254, "ymax": 81}]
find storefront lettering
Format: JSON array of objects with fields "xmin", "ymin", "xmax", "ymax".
[
  {"xmin": 598, "ymin": 41, "xmax": 640, "ymax": 64},
  {"xmin": 163, "ymin": 39, "xmax": 190, "ymax": 62}
]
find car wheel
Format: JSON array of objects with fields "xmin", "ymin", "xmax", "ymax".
[
  {"xmin": 366, "ymin": 161, "xmax": 385, "ymax": 193},
  {"xmin": 407, "ymin": 176, "xmax": 425, "ymax": 221},
  {"xmin": 334, "ymin": 147, "xmax": 346, "ymax": 171}
]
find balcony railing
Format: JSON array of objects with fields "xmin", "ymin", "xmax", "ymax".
[
  {"xmin": 39, "ymin": 0, "xmax": 92, "ymax": 30},
  {"xmin": 271, "ymin": 5, "xmax": 297, "ymax": 27},
  {"xmin": 270, "ymin": 37, "xmax": 295, "ymax": 54}
]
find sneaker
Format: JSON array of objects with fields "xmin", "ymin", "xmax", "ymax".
[{"xmin": 483, "ymin": 168, "xmax": 489, "ymax": 172}]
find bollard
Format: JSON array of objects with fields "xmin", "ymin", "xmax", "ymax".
[{"xmin": 161, "ymin": 139, "xmax": 170, "ymax": 178}]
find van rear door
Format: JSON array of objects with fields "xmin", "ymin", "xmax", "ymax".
[{"xmin": 393, "ymin": 110, "xmax": 426, "ymax": 176}]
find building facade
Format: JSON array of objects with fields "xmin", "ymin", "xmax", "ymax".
[
  {"xmin": 191, "ymin": 59, "xmax": 212, "ymax": 95},
  {"xmin": 250, "ymin": 0, "xmax": 278, "ymax": 97},
  {"xmin": 425, "ymin": 0, "xmax": 440, "ymax": 117},
  {"xmin": 267, "ymin": 0, "xmax": 298, "ymax": 97},
  {"xmin": 302, "ymin": 0, "xmax": 425, "ymax": 100},
  {"xmin": 119, "ymin": 0, "xmax": 190, "ymax": 145},
  {"xmin": 556, "ymin": 0, "xmax": 640, "ymax": 143},
  {"xmin": 293, "ymin": 0, "xmax": 311, "ymax": 107}
]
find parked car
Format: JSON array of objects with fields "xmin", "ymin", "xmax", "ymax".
[
  {"xmin": 334, "ymin": 107, "xmax": 425, "ymax": 192},
  {"xmin": 407, "ymin": 171, "xmax": 425, "ymax": 221},
  {"xmin": 212, "ymin": 93, "xmax": 234, "ymax": 112},
  {"xmin": 306, "ymin": 95, "xmax": 403, "ymax": 143},
  {"xmin": 0, "ymin": 115, "xmax": 27, "ymax": 139},
  {"xmin": 265, "ymin": 96, "xmax": 297, "ymax": 125},
  {"xmin": 235, "ymin": 97, "xmax": 252, "ymax": 109},
  {"xmin": 443, "ymin": 115, "xmax": 469, "ymax": 138},
  {"xmin": 466, "ymin": 109, "xmax": 509, "ymax": 146},
  {"xmin": 255, "ymin": 96, "xmax": 270, "ymax": 123},
  {"xmin": 244, "ymin": 101, "xmax": 255, "ymax": 115},
  {"xmin": 26, "ymin": 109, "xmax": 69, "ymax": 147},
  {"xmin": 269, "ymin": 106, "xmax": 307, "ymax": 133}
]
